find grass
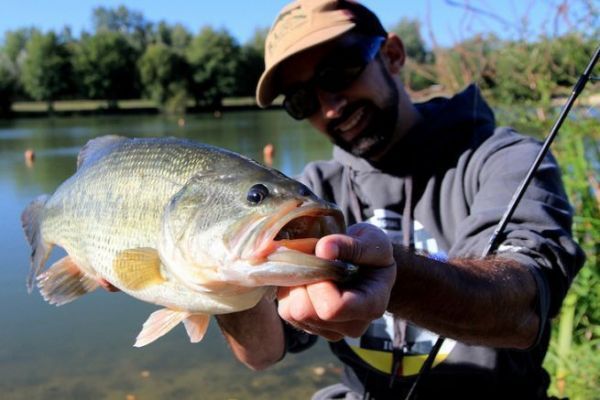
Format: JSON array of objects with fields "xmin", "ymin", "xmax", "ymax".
[{"xmin": 10, "ymin": 97, "xmax": 262, "ymax": 114}]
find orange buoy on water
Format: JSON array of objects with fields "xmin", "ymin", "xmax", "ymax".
[
  {"xmin": 24, "ymin": 149, "xmax": 35, "ymax": 167},
  {"xmin": 263, "ymin": 143, "xmax": 274, "ymax": 166}
]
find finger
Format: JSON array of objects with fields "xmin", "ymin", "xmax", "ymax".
[
  {"xmin": 306, "ymin": 280, "xmax": 380, "ymax": 322},
  {"xmin": 277, "ymin": 286, "xmax": 320, "ymax": 326},
  {"xmin": 297, "ymin": 319, "xmax": 369, "ymax": 340},
  {"xmin": 316, "ymin": 223, "xmax": 394, "ymax": 267}
]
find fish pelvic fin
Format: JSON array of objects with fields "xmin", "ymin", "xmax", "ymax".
[
  {"xmin": 37, "ymin": 256, "xmax": 99, "ymax": 306},
  {"xmin": 134, "ymin": 309, "xmax": 191, "ymax": 347},
  {"xmin": 183, "ymin": 314, "xmax": 210, "ymax": 343},
  {"xmin": 113, "ymin": 248, "xmax": 166, "ymax": 291},
  {"xmin": 21, "ymin": 194, "xmax": 52, "ymax": 293},
  {"xmin": 77, "ymin": 135, "xmax": 127, "ymax": 170}
]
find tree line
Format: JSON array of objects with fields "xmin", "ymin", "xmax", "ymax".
[
  {"xmin": 0, "ymin": 6, "xmax": 266, "ymax": 115},
  {"xmin": 0, "ymin": 5, "xmax": 598, "ymax": 117}
]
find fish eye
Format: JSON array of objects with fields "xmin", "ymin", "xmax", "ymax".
[{"xmin": 247, "ymin": 184, "xmax": 269, "ymax": 205}]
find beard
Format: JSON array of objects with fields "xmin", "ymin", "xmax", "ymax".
[{"xmin": 326, "ymin": 62, "xmax": 399, "ymax": 160}]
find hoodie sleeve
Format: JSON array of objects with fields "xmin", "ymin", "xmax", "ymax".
[{"xmin": 448, "ymin": 128, "xmax": 585, "ymax": 333}]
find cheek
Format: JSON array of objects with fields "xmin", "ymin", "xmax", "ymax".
[
  {"xmin": 307, "ymin": 115, "xmax": 330, "ymax": 135},
  {"xmin": 353, "ymin": 62, "xmax": 393, "ymax": 106}
]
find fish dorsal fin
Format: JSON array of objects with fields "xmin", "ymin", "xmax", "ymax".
[
  {"xmin": 37, "ymin": 256, "xmax": 99, "ymax": 306},
  {"xmin": 77, "ymin": 135, "xmax": 127, "ymax": 170},
  {"xmin": 113, "ymin": 248, "xmax": 166, "ymax": 291},
  {"xmin": 134, "ymin": 308, "xmax": 190, "ymax": 347},
  {"xmin": 183, "ymin": 314, "xmax": 210, "ymax": 343}
]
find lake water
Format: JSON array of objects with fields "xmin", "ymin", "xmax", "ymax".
[{"xmin": 0, "ymin": 111, "xmax": 342, "ymax": 399}]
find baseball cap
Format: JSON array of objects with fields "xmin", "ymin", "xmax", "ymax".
[{"xmin": 256, "ymin": 0, "xmax": 387, "ymax": 107}]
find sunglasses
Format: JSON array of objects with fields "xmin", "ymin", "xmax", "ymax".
[{"xmin": 282, "ymin": 35, "xmax": 386, "ymax": 120}]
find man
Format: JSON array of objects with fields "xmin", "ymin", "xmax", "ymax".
[{"xmin": 216, "ymin": 0, "xmax": 585, "ymax": 398}]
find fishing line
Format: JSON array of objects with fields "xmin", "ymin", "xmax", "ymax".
[{"xmin": 404, "ymin": 43, "xmax": 600, "ymax": 400}]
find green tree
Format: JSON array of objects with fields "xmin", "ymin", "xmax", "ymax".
[
  {"xmin": 73, "ymin": 31, "xmax": 139, "ymax": 107},
  {"xmin": 0, "ymin": 53, "xmax": 18, "ymax": 115},
  {"xmin": 151, "ymin": 22, "xmax": 192, "ymax": 53},
  {"xmin": 234, "ymin": 28, "xmax": 267, "ymax": 97},
  {"xmin": 92, "ymin": 5, "xmax": 152, "ymax": 52},
  {"xmin": 2, "ymin": 28, "xmax": 37, "ymax": 65},
  {"xmin": 390, "ymin": 18, "xmax": 434, "ymax": 91},
  {"xmin": 186, "ymin": 27, "xmax": 241, "ymax": 108},
  {"xmin": 2, "ymin": 28, "xmax": 40, "ymax": 98},
  {"xmin": 138, "ymin": 43, "xmax": 189, "ymax": 110},
  {"xmin": 20, "ymin": 31, "xmax": 72, "ymax": 111},
  {"xmin": 170, "ymin": 24, "xmax": 192, "ymax": 52},
  {"xmin": 391, "ymin": 18, "xmax": 428, "ymax": 63}
]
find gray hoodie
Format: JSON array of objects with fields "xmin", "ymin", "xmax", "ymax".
[{"xmin": 296, "ymin": 85, "xmax": 585, "ymax": 399}]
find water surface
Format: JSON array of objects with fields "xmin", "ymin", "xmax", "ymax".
[{"xmin": 0, "ymin": 111, "xmax": 342, "ymax": 399}]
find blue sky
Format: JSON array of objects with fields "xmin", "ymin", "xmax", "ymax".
[{"xmin": 0, "ymin": 1, "xmax": 592, "ymax": 47}]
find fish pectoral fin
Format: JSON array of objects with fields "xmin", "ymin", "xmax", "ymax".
[
  {"xmin": 37, "ymin": 256, "xmax": 99, "ymax": 306},
  {"xmin": 183, "ymin": 314, "xmax": 211, "ymax": 343},
  {"xmin": 113, "ymin": 248, "xmax": 166, "ymax": 291},
  {"xmin": 134, "ymin": 308, "xmax": 190, "ymax": 347}
]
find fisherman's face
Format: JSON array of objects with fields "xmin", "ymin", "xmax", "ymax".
[{"xmin": 278, "ymin": 33, "xmax": 400, "ymax": 161}]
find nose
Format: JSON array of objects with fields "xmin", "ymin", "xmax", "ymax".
[{"xmin": 316, "ymin": 89, "xmax": 347, "ymax": 119}]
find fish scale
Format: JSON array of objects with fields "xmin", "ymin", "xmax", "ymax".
[{"xmin": 22, "ymin": 135, "xmax": 352, "ymax": 346}]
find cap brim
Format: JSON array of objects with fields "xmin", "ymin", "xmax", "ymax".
[{"xmin": 256, "ymin": 23, "xmax": 356, "ymax": 108}]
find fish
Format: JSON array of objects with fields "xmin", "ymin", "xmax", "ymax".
[{"xmin": 21, "ymin": 135, "xmax": 355, "ymax": 347}]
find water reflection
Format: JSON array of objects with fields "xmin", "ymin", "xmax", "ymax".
[{"xmin": 0, "ymin": 112, "xmax": 340, "ymax": 399}]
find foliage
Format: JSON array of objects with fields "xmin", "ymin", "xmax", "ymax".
[
  {"xmin": 390, "ymin": 18, "xmax": 435, "ymax": 92},
  {"xmin": 73, "ymin": 31, "xmax": 139, "ymax": 106},
  {"xmin": 234, "ymin": 28, "xmax": 268, "ymax": 97},
  {"xmin": 0, "ymin": 53, "xmax": 18, "ymax": 115},
  {"xmin": 153, "ymin": 22, "xmax": 192, "ymax": 52},
  {"xmin": 186, "ymin": 27, "xmax": 240, "ymax": 107},
  {"xmin": 92, "ymin": 5, "xmax": 152, "ymax": 52},
  {"xmin": 391, "ymin": 18, "xmax": 429, "ymax": 63},
  {"xmin": 0, "ymin": 4, "xmax": 596, "ymax": 114},
  {"xmin": 545, "ymin": 120, "xmax": 600, "ymax": 399},
  {"xmin": 138, "ymin": 43, "xmax": 189, "ymax": 110},
  {"xmin": 2, "ymin": 28, "xmax": 38, "ymax": 65},
  {"xmin": 20, "ymin": 31, "xmax": 72, "ymax": 110}
]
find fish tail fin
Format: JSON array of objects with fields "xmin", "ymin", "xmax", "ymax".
[
  {"xmin": 21, "ymin": 194, "xmax": 52, "ymax": 293},
  {"xmin": 135, "ymin": 309, "xmax": 200, "ymax": 347}
]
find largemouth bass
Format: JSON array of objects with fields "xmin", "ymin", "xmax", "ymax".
[{"xmin": 21, "ymin": 136, "xmax": 354, "ymax": 347}]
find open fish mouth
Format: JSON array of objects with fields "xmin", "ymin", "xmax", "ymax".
[{"xmin": 230, "ymin": 200, "xmax": 357, "ymax": 284}]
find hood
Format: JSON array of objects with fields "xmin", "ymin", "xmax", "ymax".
[{"xmin": 333, "ymin": 84, "xmax": 496, "ymax": 176}]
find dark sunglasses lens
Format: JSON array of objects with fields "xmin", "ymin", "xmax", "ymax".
[
  {"xmin": 318, "ymin": 64, "xmax": 365, "ymax": 92},
  {"xmin": 284, "ymin": 87, "xmax": 319, "ymax": 120}
]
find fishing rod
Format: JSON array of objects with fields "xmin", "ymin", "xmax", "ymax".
[{"xmin": 405, "ymin": 43, "xmax": 600, "ymax": 400}]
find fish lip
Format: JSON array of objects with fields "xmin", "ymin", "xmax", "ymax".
[{"xmin": 233, "ymin": 200, "xmax": 346, "ymax": 262}]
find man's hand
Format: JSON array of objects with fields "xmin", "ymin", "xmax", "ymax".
[{"xmin": 277, "ymin": 223, "xmax": 397, "ymax": 341}]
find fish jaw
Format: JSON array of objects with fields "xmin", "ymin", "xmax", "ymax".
[
  {"xmin": 221, "ymin": 200, "xmax": 355, "ymax": 287},
  {"xmin": 220, "ymin": 253, "xmax": 358, "ymax": 287}
]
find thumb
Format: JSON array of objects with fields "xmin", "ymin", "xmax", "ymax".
[{"xmin": 315, "ymin": 223, "xmax": 394, "ymax": 268}]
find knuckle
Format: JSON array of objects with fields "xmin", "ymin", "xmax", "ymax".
[
  {"xmin": 289, "ymin": 306, "xmax": 314, "ymax": 323},
  {"xmin": 348, "ymin": 239, "xmax": 364, "ymax": 263},
  {"xmin": 316, "ymin": 301, "xmax": 340, "ymax": 321}
]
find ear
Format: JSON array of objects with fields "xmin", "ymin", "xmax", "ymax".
[{"xmin": 381, "ymin": 32, "xmax": 406, "ymax": 74}]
